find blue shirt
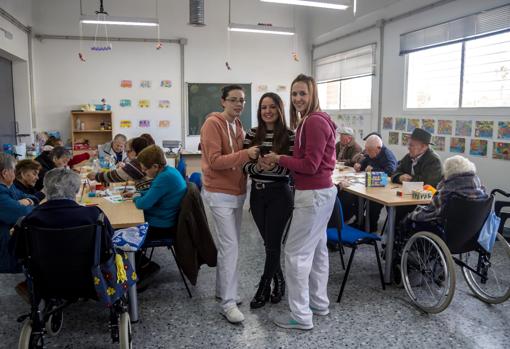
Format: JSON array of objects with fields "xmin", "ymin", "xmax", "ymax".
[
  {"xmin": 134, "ymin": 166, "xmax": 186, "ymax": 228},
  {"xmin": 360, "ymin": 145, "xmax": 397, "ymax": 175}
]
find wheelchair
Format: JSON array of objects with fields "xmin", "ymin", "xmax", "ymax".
[
  {"xmin": 15, "ymin": 215, "xmax": 133, "ymax": 348},
  {"xmin": 394, "ymin": 194, "xmax": 510, "ymax": 314}
]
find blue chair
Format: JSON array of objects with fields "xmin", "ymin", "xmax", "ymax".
[
  {"xmin": 188, "ymin": 172, "xmax": 202, "ymax": 191},
  {"xmin": 176, "ymin": 156, "xmax": 187, "ymax": 179},
  {"xmin": 327, "ymin": 197, "xmax": 385, "ymax": 303}
]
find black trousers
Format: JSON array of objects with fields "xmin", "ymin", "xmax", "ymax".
[{"xmin": 250, "ymin": 182, "xmax": 293, "ymax": 280}]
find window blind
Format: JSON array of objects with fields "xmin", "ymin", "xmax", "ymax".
[{"xmin": 314, "ymin": 44, "xmax": 375, "ymax": 83}]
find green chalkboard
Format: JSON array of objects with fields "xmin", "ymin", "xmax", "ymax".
[{"xmin": 187, "ymin": 83, "xmax": 252, "ymax": 136}]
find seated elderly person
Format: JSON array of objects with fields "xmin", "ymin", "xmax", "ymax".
[
  {"xmin": 0, "ymin": 153, "xmax": 36, "ymax": 273},
  {"xmin": 336, "ymin": 127, "xmax": 362, "ymax": 167},
  {"xmin": 99, "ymin": 133, "xmax": 128, "ymax": 164},
  {"xmin": 34, "ymin": 146, "xmax": 72, "ymax": 191},
  {"xmin": 403, "ymin": 155, "xmax": 488, "ymax": 238},
  {"xmin": 14, "ymin": 159, "xmax": 45, "ymax": 204}
]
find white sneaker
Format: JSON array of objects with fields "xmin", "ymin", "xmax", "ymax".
[
  {"xmin": 273, "ymin": 314, "xmax": 313, "ymax": 330},
  {"xmin": 310, "ymin": 306, "xmax": 330, "ymax": 316},
  {"xmin": 221, "ymin": 305, "xmax": 245, "ymax": 323}
]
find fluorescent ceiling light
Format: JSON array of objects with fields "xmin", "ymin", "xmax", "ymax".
[
  {"xmin": 228, "ymin": 23, "xmax": 294, "ymax": 35},
  {"xmin": 80, "ymin": 15, "xmax": 159, "ymax": 27},
  {"xmin": 261, "ymin": 0, "xmax": 348, "ymax": 10}
]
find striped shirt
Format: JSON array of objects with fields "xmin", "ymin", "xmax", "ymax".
[
  {"xmin": 95, "ymin": 158, "xmax": 152, "ymax": 191},
  {"xmin": 243, "ymin": 128, "xmax": 295, "ymax": 183}
]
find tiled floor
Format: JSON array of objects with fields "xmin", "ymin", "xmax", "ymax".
[{"xmin": 1, "ymin": 210, "xmax": 509, "ymax": 348}]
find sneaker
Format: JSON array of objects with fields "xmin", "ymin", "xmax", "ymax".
[
  {"xmin": 220, "ymin": 305, "xmax": 245, "ymax": 323},
  {"xmin": 310, "ymin": 306, "xmax": 329, "ymax": 316},
  {"xmin": 215, "ymin": 296, "xmax": 242, "ymax": 305},
  {"xmin": 273, "ymin": 314, "xmax": 313, "ymax": 330},
  {"xmin": 15, "ymin": 281, "xmax": 30, "ymax": 304}
]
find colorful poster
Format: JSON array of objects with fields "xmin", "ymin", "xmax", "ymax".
[
  {"xmin": 432, "ymin": 136, "xmax": 445, "ymax": 152},
  {"xmin": 138, "ymin": 120, "xmax": 150, "ymax": 128},
  {"xmin": 120, "ymin": 120, "xmax": 132, "ymax": 128},
  {"xmin": 140, "ymin": 80, "xmax": 152, "ymax": 88},
  {"xmin": 450, "ymin": 137, "xmax": 466, "ymax": 153},
  {"xmin": 158, "ymin": 100, "xmax": 170, "ymax": 108},
  {"xmin": 402, "ymin": 133, "xmax": 411, "ymax": 146},
  {"xmin": 383, "ymin": 117, "xmax": 393, "ymax": 130},
  {"xmin": 277, "ymin": 85, "xmax": 287, "ymax": 92},
  {"xmin": 138, "ymin": 99, "xmax": 150, "ymax": 108},
  {"xmin": 407, "ymin": 119, "xmax": 420, "ymax": 132},
  {"xmin": 120, "ymin": 80, "xmax": 132, "ymax": 88},
  {"xmin": 388, "ymin": 131, "xmax": 399, "ymax": 145},
  {"xmin": 120, "ymin": 99, "xmax": 131, "ymax": 107},
  {"xmin": 160, "ymin": 80, "xmax": 172, "ymax": 88},
  {"xmin": 395, "ymin": 117, "xmax": 406, "ymax": 131},
  {"xmin": 159, "ymin": 120, "xmax": 170, "ymax": 128},
  {"xmin": 493, "ymin": 142, "xmax": 510, "ymax": 160},
  {"xmin": 438, "ymin": 120, "xmax": 453, "ymax": 135},
  {"xmin": 497, "ymin": 121, "xmax": 510, "ymax": 139},
  {"xmin": 474, "ymin": 121, "xmax": 494, "ymax": 138},
  {"xmin": 455, "ymin": 120, "xmax": 472, "ymax": 137},
  {"xmin": 257, "ymin": 85, "xmax": 268, "ymax": 92},
  {"xmin": 470, "ymin": 139, "xmax": 488, "ymax": 157},
  {"xmin": 422, "ymin": 119, "xmax": 435, "ymax": 134}
]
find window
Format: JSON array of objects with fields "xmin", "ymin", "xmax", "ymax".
[{"xmin": 314, "ymin": 44, "xmax": 375, "ymax": 110}]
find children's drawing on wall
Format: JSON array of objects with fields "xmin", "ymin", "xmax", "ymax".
[
  {"xmin": 138, "ymin": 120, "xmax": 151, "ymax": 128},
  {"xmin": 276, "ymin": 85, "xmax": 287, "ymax": 92},
  {"xmin": 160, "ymin": 80, "xmax": 172, "ymax": 88},
  {"xmin": 158, "ymin": 120, "xmax": 170, "ymax": 128},
  {"xmin": 120, "ymin": 80, "xmax": 132, "ymax": 88},
  {"xmin": 450, "ymin": 137, "xmax": 466, "ymax": 153},
  {"xmin": 437, "ymin": 120, "xmax": 452, "ymax": 135},
  {"xmin": 138, "ymin": 99, "xmax": 150, "ymax": 108},
  {"xmin": 395, "ymin": 117, "xmax": 406, "ymax": 131},
  {"xmin": 422, "ymin": 119, "xmax": 435, "ymax": 134},
  {"xmin": 383, "ymin": 117, "xmax": 393, "ymax": 130},
  {"xmin": 497, "ymin": 121, "xmax": 510, "ymax": 140},
  {"xmin": 257, "ymin": 85, "xmax": 268, "ymax": 93},
  {"xmin": 402, "ymin": 133, "xmax": 411, "ymax": 146},
  {"xmin": 407, "ymin": 118, "xmax": 420, "ymax": 133},
  {"xmin": 388, "ymin": 132, "xmax": 399, "ymax": 145},
  {"xmin": 120, "ymin": 120, "xmax": 132, "ymax": 129},
  {"xmin": 470, "ymin": 139, "xmax": 488, "ymax": 157},
  {"xmin": 140, "ymin": 80, "xmax": 152, "ymax": 88},
  {"xmin": 120, "ymin": 99, "xmax": 132, "ymax": 107},
  {"xmin": 158, "ymin": 100, "xmax": 170, "ymax": 108},
  {"xmin": 493, "ymin": 142, "xmax": 510, "ymax": 160},
  {"xmin": 474, "ymin": 121, "xmax": 494, "ymax": 138},
  {"xmin": 432, "ymin": 136, "xmax": 445, "ymax": 152},
  {"xmin": 455, "ymin": 120, "xmax": 472, "ymax": 137}
]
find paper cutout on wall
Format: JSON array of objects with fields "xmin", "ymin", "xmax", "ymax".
[
  {"xmin": 120, "ymin": 99, "xmax": 131, "ymax": 107},
  {"xmin": 138, "ymin": 99, "xmax": 150, "ymax": 108},
  {"xmin": 388, "ymin": 131, "xmax": 399, "ymax": 145},
  {"xmin": 140, "ymin": 80, "xmax": 152, "ymax": 88},
  {"xmin": 455, "ymin": 120, "xmax": 472, "ymax": 137},
  {"xmin": 407, "ymin": 119, "xmax": 420, "ymax": 132},
  {"xmin": 383, "ymin": 117, "xmax": 393, "ymax": 130},
  {"xmin": 276, "ymin": 85, "xmax": 287, "ymax": 92},
  {"xmin": 402, "ymin": 133, "xmax": 411, "ymax": 146},
  {"xmin": 159, "ymin": 120, "xmax": 170, "ymax": 128},
  {"xmin": 474, "ymin": 121, "xmax": 493, "ymax": 138},
  {"xmin": 497, "ymin": 121, "xmax": 510, "ymax": 140},
  {"xmin": 432, "ymin": 136, "xmax": 445, "ymax": 152},
  {"xmin": 120, "ymin": 120, "xmax": 132, "ymax": 128},
  {"xmin": 138, "ymin": 120, "xmax": 150, "ymax": 128},
  {"xmin": 450, "ymin": 137, "xmax": 466, "ymax": 153},
  {"xmin": 158, "ymin": 100, "xmax": 170, "ymax": 108},
  {"xmin": 437, "ymin": 120, "xmax": 452, "ymax": 135},
  {"xmin": 395, "ymin": 117, "xmax": 406, "ymax": 131},
  {"xmin": 493, "ymin": 142, "xmax": 510, "ymax": 160},
  {"xmin": 257, "ymin": 85, "xmax": 268, "ymax": 92},
  {"xmin": 470, "ymin": 139, "xmax": 488, "ymax": 157},
  {"xmin": 422, "ymin": 119, "xmax": 435, "ymax": 134},
  {"xmin": 160, "ymin": 80, "xmax": 172, "ymax": 88},
  {"xmin": 120, "ymin": 80, "xmax": 132, "ymax": 88}
]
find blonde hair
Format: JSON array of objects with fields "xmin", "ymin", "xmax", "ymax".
[
  {"xmin": 137, "ymin": 145, "xmax": 167, "ymax": 168},
  {"xmin": 289, "ymin": 74, "xmax": 321, "ymax": 130}
]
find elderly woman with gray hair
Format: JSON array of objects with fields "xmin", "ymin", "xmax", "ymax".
[{"xmin": 404, "ymin": 155, "xmax": 488, "ymax": 238}]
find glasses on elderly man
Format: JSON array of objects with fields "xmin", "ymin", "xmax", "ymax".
[{"xmin": 225, "ymin": 98, "xmax": 246, "ymax": 104}]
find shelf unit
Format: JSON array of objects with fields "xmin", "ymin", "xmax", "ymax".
[{"xmin": 71, "ymin": 111, "xmax": 113, "ymax": 152}]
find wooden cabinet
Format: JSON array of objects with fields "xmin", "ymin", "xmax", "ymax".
[{"xmin": 71, "ymin": 111, "xmax": 112, "ymax": 151}]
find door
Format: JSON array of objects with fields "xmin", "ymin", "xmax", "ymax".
[{"xmin": 0, "ymin": 56, "xmax": 16, "ymax": 146}]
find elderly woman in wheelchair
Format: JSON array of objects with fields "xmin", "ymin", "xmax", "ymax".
[
  {"xmin": 13, "ymin": 168, "xmax": 135, "ymax": 348},
  {"xmin": 394, "ymin": 155, "xmax": 510, "ymax": 314}
]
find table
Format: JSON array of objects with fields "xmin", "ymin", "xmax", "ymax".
[{"xmin": 333, "ymin": 168, "xmax": 431, "ymax": 283}]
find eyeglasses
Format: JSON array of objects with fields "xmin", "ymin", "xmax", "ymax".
[{"xmin": 225, "ymin": 98, "xmax": 246, "ymax": 104}]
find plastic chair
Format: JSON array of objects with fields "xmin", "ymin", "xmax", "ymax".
[{"xmin": 491, "ymin": 189, "xmax": 510, "ymax": 240}]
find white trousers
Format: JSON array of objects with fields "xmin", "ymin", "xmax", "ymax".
[
  {"xmin": 202, "ymin": 190, "xmax": 245, "ymax": 311},
  {"xmin": 284, "ymin": 186, "xmax": 337, "ymax": 325}
]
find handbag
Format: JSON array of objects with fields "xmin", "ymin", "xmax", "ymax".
[
  {"xmin": 90, "ymin": 217, "xmax": 137, "ymax": 307},
  {"xmin": 477, "ymin": 211, "xmax": 501, "ymax": 253}
]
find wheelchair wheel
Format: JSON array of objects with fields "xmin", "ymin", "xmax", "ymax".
[
  {"xmin": 401, "ymin": 231, "xmax": 456, "ymax": 314},
  {"xmin": 45, "ymin": 309, "xmax": 63, "ymax": 337},
  {"xmin": 18, "ymin": 321, "xmax": 44, "ymax": 349},
  {"xmin": 460, "ymin": 233, "xmax": 510, "ymax": 304},
  {"xmin": 119, "ymin": 312, "xmax": 132, "ymax": 349}
]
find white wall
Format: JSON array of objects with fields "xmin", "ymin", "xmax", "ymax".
[{"xmin": 31, "ymin": 0, "xmax": 311, "ymax": 150}]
